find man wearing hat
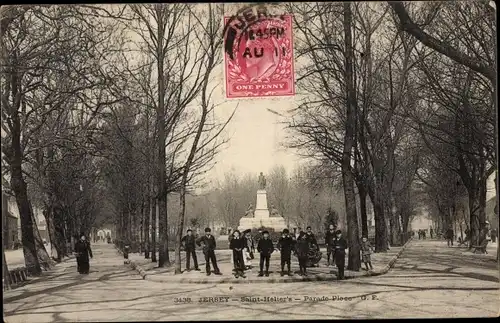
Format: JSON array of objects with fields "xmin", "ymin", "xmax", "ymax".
[
  {"xmin": 277, "ymin": 228, "xmax": 295, "ymax": 276},
  {"xmin": 332, "ymin": 229, "xmax": 347, "ymax": 280},
  {"xmin": 257, "ymin": 230, "xmax": 274, "ymax": 276},
  {"xmin": 196, "ymin": 227, "xmax": 222, "ymax": 276}
]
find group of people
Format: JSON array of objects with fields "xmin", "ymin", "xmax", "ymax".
[
  {"xmin": 417, "ymin": 229, "xmax": 427, "ymax": 239},
  {"xmin": 181, "ymin": 225, "xmax": 375, "ymax": 280}
]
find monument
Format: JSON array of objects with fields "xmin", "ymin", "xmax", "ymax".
[{"xmin": 238, "ymin": 172, "xmax": 287, "ymax": 231}]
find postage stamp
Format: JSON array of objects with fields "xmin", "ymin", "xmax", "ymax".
[{"xmin": 223, "ymin": 7, "xmax": 295, "ymax": 99}]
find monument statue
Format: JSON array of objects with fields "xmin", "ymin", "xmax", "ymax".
[
  {"xmin": 258, "ymin": 172, "xmax": 266, "ymax": 190},
  {"xmin": 270, "ymin": 204, "xmax": 279, "ymax": 216},
  {"xmin": 244, "ymin": 203, "xmax": 254, "ymax": 217},
  {"xmin": 237, "ymin": 173, "xmax": 287, "ymax": 231}
]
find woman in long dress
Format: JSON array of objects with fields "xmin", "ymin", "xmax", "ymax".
[
  {"xmin": 243, "ymin": 230, "xmax": 254, "ymax": 269},
  {"xmin": 74, "ymin": 233, "xmax": 93, "ymax": 274}
]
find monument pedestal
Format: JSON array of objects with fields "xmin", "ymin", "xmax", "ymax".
[{"xmin": 238, "ymin": 189, "xmax": 287, "ymax": 232}]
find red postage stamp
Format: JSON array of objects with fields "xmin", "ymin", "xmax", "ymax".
[{"xmin": 223, "ymin": 11, "xmax": 295, "ymax": 99}]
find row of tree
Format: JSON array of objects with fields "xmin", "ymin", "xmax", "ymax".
[
  {"xmin": 1, "ymin": 2, "xmax": 497, "ymax": 284},
  {"xmin": 1, "ymin": 4, "xmax": 233, "ymax": 284},
  {"xmin": 283, "ymin": 1, "xmax": 497, "ymax": 269}
]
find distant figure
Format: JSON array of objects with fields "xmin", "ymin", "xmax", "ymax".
[
  {"xmin": 430, "ymin": 228, "xmax": 434, "ymax": 239},
  {"xmin": 361, "ymin": 236, "xmax": 374, "ymax": 271},
  {"xmin": 258, "ymin": 172, "xmax": 266, "ymax": 190},
  {"xmin": 74, "ymin": 233, "xmax": 93, "ymax": 274},
  {"xmin": 245, "ymin": 203, "xmax": 254, "ymax": 217},
  {"xmin": 446, "ymin": 227, "xmax": 454, "ymax": 247},
  {"xmin": 491, "ymin": 228, "xmax": 497, "ymax": 243}
]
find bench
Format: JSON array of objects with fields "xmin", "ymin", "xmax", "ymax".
[
  {"xmin": 472, "ymin": 239, "xmax": 489, "ymax": 254},
  {"xmin": 3, "ymin": 267, "xmax": 29, "ymax": 289},
  {"xmin": 457, "ymin": 237, "xmax": 469, "ymax": 247}
]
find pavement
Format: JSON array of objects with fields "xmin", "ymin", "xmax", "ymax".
[
  {"xmin": 126, "ymin": 239, "xmax": 413, "ymax": 283},
  {"xmin": 3, "ymin": 239, "xmax": 498, "ymax": 321}
]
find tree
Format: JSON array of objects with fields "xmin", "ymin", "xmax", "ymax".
[
  {"xmin": 1, "ymin": 5, "xmax": 123, "ymax": 274},
  {"xmin": 389, "ymin": 0, "xmax": 497, "ymax": 257}
]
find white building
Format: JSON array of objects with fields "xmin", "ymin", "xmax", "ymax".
[{"xmin": 410, "ymin": 208, "xmax": 433, "ymax": 232}]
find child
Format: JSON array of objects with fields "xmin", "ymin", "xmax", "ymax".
[
  {"xmin": 229, "ymin": 230, "xmax": 246, "ymax": 278},
  {"xmin": 181, "ymin": 229, "xmax": 200, "ymax": 271},
  {"xmin": 257, "ymin": 230, "xmax": 274, "ymax": 276},
  {"xmin": 361, "ymin": 237, "xmax": 373, "ymax": 271},
  {"xmin": 243, "ymin": 231, "xmax": 254, "ymax": 269},
  {"xmin": 277, "ymin": 229, "xmax": 295, "ymax": 276},
  {"xmin": 295, "ymin": 231, "xmax": 309, "ymax": 276},
  {"xmin": 196, "ymin": 228, "xmax": 222, "ymax": 276}
]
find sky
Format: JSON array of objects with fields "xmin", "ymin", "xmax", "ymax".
[{"xmin": 208, "ymin": 91, "xmax": 302, "ymax": 182}]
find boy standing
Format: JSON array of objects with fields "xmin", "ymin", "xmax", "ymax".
[
  {"xmin": 295, "ymin": 231, "xmax": 309, "ymax": 276},
  {"xmin": 229, "ymin": 230, "xmax": 246, "ymax": 278},
  {"xmin": 181, "ymin": 229, "xmax": 200, "ymax": 271},
  {"xmin": 277, "ymin": 229, "xmax": 295, "ymax": 276},
  {"xmin": 361, "ymin": 236, "xmax": 373, "ymax": 271},
  {"xmin": 196, "ymin": 228, "xmax": 222, "ymax": 276},
  {"xmin": 257, "ymin": 230, "xmax": 274, "ymax": 276},
  {"xmin": 325, "ymin": 224, "xmax": 336, "ymax": 266},
  {"xmin": 333, "ymin": 230, "xmax": 347, "ymax": 280}
]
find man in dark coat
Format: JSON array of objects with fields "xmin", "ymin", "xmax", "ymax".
[
  {"xmin": 277, "ymin": 228, "xmax": 295, "ymax": 276},
  {"xmin": 74, "ymin": 233, "xmax": 93, "ymax": 274},
  {"xmin": 446, "ymin": 227, "xmax": 454, "ymax": 247},
  {"xmin": 229, "ymin": 230, "xmax": 246, "ymax": 278},
  {"xmin": 295, "ymin": 231, "xmax": 309, "ymax": 276},
  {"xmin": 181, "ymin": 229, "xmax": 200, "ymax": 271},
  {"xmin": 254, "ymin": 229, "xmax": 263, "ymax": 246},
  {"xmin": 325, "ymin": 224, "xmax": 336, "ymax": 266},
  {"xmin": 196, "ymin": 227, "xmax": 222, "ymax": 276},
  {"xmin": 257, "ymin": 230, "xmax": 274, "ymax": 276},
  {"xmin": 332, "ymin": 230, "xmax": 347, "ymax": 280}
]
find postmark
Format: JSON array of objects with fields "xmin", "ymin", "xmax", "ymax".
[{"xmin": 223, "ymin": 5, "xmax": 295, "ymax": 99}]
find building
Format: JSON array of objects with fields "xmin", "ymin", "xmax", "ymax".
[
  {"xmin": 2, "ymin": 193, "xmax": 20, "ymax": 249},
  {"xmin": 410, "ymin": 208, "xmax": 433, "ymax": 232},
  {"xmin": 1, "ymin": 192, "xmax": 48, "ymax": 249}
]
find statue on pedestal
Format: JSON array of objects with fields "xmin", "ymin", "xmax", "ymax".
[
  {"xmin": 258, "ymin": 172, "xmax": 266, "ymax": 190},
  {"xmin": 270, "ymin": 204, "xmax": 280, "ymax": 216},
  {"xmin": 244, "ymin": 203, "xmax": 254, "ymax": 217}
]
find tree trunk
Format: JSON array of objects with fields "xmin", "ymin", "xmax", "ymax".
[
  {"xmin": 468, "ymin": 186, "xmax": 484, "ymax": 248},
  {"xmin": 151, "ymin": 197, "xmax": 157, "ymax": 263},
  {"xmin": 156, "ymin": 7, "xmax": 170, "ymax": 268},
  {"xmin": 495, "ymin": 172, "xmax": 499, "ymax": 261},
  {"xmin": 10, "ymin": 158, "xmax": 41, "ymax": 275},
  {"xmin": 2, "ymin": 247, "xmax": 11, "ymax": 290},
  {"xmin": 29, "ymin": 201, "xmax": 52, "ymax": 270},
  {"xmin": 44, "ymin": 206, "xmax": 62, "ymax": 262},
  {"xmin": 343, "ymin": 2, "xmax": 361, "ymax": 271},
  {"xmin": 144, "ymin": 196, "xmax": 150, "ymax": 259},
  {"xmin": 359, "ymin": 184, "xmax": 368, "ymax": 238},
  {"xmin": 175, "ymin": 186, "xmax": 187, "ymax": 274}
]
